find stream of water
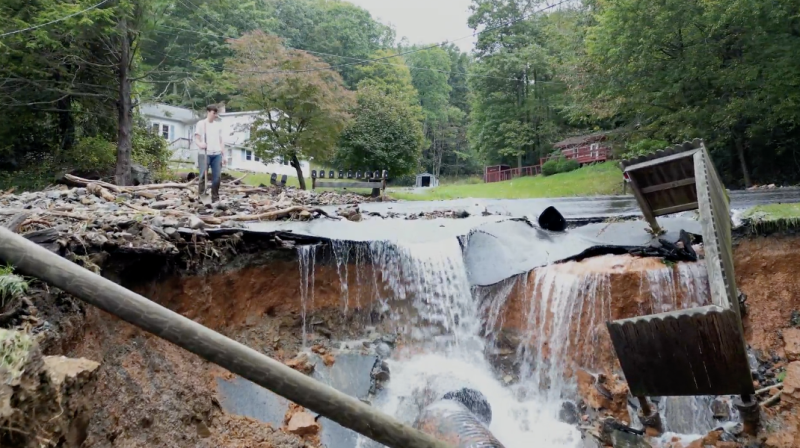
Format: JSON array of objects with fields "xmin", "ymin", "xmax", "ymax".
[{"xmin": 298, "ymin": 239, "xmax": 728, "ymax": 447}]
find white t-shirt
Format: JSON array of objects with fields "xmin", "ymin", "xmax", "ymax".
[{"xmin": 195, "ymin": 118, "xmax": 224, "ymax": 155}]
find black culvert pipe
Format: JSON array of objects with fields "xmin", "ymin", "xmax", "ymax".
[{"xmin": 415, "ymin": 389, "xmax": 506, "ymax": 448}]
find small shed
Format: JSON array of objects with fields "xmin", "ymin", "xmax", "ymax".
[{"xmin": 415, "ymin": 173, "xmax": 438, "ymax": 188}]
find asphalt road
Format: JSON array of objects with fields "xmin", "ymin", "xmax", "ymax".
[{"xmin": 325, "ymin": 188, "xmax": 800, "ymax": 220}]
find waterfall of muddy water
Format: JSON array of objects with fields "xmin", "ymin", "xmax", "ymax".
[
  {"xmin": 297, "ymin": 244, "xmax": 318, "ymax": 348},
  {"xmin": 349, "ymin": 239, "xmax": 581, "ymax": 448},
  {"xmin": 479, "ymin": 254, "xmax": 728, "ymax": 439}
]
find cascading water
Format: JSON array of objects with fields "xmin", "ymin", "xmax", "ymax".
[
  {"xmin": 301, "ymin": 239, "xmax": 731, "ymax": 446},
  {"xmin": 346, "ymin": 238, "xmax": 582, "ymax": 448}
]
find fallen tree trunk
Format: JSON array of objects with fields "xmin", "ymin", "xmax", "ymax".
[{"xmin": 0, "ymin": 227, "xmax": 452, "ymax": 448}]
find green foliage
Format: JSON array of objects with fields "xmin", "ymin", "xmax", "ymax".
[
  {"xmin": 336, "ymin": 86, "xmax": 425, "ymax": 178},
  {"xmin": 132, "ymin": 126, "xmax": 170, "ymax": 174},
  {"xmin": 579, "ymin": 0, "xmax": 800, "ymax": 186},
  {"xmin": 227, "ymin": 32, "xmax": 354, "ymax": 188},
  {"xmin": 542, "ymin": 156, "xmax": 580, "ymax": 176},
  {"xmin": 0, "ymin": 329, "xmax": 33, "ymax": 381},
  {"xmin": 467, "ymin": 0, "xmax": 567, "ymax": 169},
  {"xmin": 66, "ymin": 137, "xmax": 117, "ymax": 173},
  {"xmin": 541, "ymin": 159, "xmax": 561, "ymax": 176},
  {"xmin": 623, "ymin": 139, "xmax": 670, "ymax": 159},
  {"xmin": 559, "ymin": 158, "xmax": 580, "ymax": 174}
]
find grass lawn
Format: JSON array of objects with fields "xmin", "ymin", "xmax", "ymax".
[
  {"xmin": 391, "ymin": 162, "xmax": 625, "ymax": 201},
  {"xmin": 742, "ymin": 203, "xmax": 800, "ymax": 230}
]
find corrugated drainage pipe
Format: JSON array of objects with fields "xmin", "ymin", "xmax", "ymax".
[{"xmin": 414, "ymin": 389, "xmax": 506, "ymax": 448}]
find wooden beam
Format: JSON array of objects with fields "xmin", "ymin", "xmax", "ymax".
[
  {"xmin": 624, "ymin": 148, "xmax": 700, "ymax": 172},
  {"xmin": 0, "ymin": 227, "xmax": 451, "ymax": 448},
  {"xmin": 652, "ymin": 202, "xmax": 699, "ymax": 216},
  {"xmin": 626, "ymin": 173, "xmax": 661, "ymax": 233},
  {"xmin": 641, "ymin": 178, "xmax": 696, "ymax": 194},
  {"xmin": 314, "ymin": 181, "xmax": 383, "ymax": 189}
]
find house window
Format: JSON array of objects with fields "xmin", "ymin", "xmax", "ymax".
[
  {"xmin": 245, "ymin": 150, "xmax": 252, "ymax": 161},
  {"xmin": 162, "ymin": 124, "xmax": 170, "ymax": 140},
  {"xmin": 590, "ymin": 143, "xmax": 600, "ymax": 157},
  {"xmin": 254, "ymin": 155, "xmax": 261, "ymax": 162},
  {"xmin": 151, "ymin": 123, "xmax": 159, "ymax": 134}
]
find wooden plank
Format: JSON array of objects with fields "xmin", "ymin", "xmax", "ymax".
[
  {"xmin": 0, "ymin": 227, "xmax": 451, "ymax": 448},
  {"xmin": 625, "ymin": 148, "xmax": 700, "ymax": 172},
  {"xmin": 608, "ymin": 306, "xmax": 754, "ymax": 396},
  {"xmin": 626, "ymin": 171, "xmax": 661, "ymax": 232},
  {"xmin": 314, "ymin": 181, "xmax": 383, "ymax": 189},
  {"xmin": 652, "ymin": 202, "xmax": 699, "ymax": 216}
]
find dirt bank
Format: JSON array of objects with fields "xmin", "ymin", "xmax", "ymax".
[{"xmin": 735, "ymin": 234, "xmax": 800, "ymax": 356}]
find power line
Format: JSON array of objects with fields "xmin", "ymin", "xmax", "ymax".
[
  {"xmin": 154, "ymin": 25, "xmax": 523, "ymax": 82},
  {"xmin": 0, "ymin": 0, "xmax": 113, "ymax": 39}
]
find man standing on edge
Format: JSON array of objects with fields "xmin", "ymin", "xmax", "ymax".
[{"xmin": 194, "ymin": 104, "xmax": 226, "ymax": 202}]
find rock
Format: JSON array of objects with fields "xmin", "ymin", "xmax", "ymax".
[
  {"xmin": 188, "ymin": 215, "xmax": 205, "ymax": 230},
  {"xmin": 75, "ymin": 188, "xmax": 87, "ymax": 196},
  {"xmin": 791, "ymin": 310, "xmax": 800, "ymax": 327},
  {"xmin": 576, "ymin": 369, "xmax": 630, "ymax": 422},
  {"xmin": 610, "ymin": 429, "xmax": 652, "ymax": 448},
  {"xmin": 503, "ymin": 375, "xmax": 513, "ymax": 384},
  {"xmin": 196, "ymin": 421, "xmax": 211, "ymax": 438},
  {"xmin": 784, "ymin": 328, "xmax": 800, "ymax": 361},
  {"xmin": 46, "ymin": 191, "xmax": 61, "ymax": 199},
  {"xmin": 141, "ymin": 226, "xmax": 161, "ymax": 243},
  {"xmin": 151, "ymin": 199, "xmax": 181, "ymax": 210},
  {"xmin": 322, "ymin": 353, "xmax": 335, "ymax": 366},
  {"xmin": 130, "ymin": 163, "xmax": 152, "ymax": 185},
  {"xmin": 375, "ymin": 342, "xmax": 392, "ymax": 358},
  {"xmin": 781, "ymin": 361, "xmax": 800, "ymax": 408},
  {"xmin": 711, "ymin": 398, "xmax": 730, "ymax": 420},
  {"xmin": 286, "ymin": 411, "xmax": 319, "ymax": 436},
  {"xmin": 372, "ymin": 360, "xmax": 390, "ymax": 382},
  {"xmin": 285, "ymin": 354, "xmax": 314, "ymax": 374},
  {"xmin": 558, "ymin": 400, "xmax": 580, "ymax": 425}
]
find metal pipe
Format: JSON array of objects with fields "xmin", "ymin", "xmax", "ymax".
[{"xmin": 0, "ymin": 227, "xmax": 451, "ymax": 448}]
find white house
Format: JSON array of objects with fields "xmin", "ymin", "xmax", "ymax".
[
  {"xmin": 140, "ymin": 103, "xmax": 200, "ymax": 161},
  {"xmin": 140, "ymin": 103, "xmax": 310, "ymax": 177}
]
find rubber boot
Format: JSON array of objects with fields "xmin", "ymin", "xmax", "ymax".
[
  {"xmin": 198, "ymin": 175, "xmax": 206, "ymax": 197},
  {"xmin": 211, "ymin": 180, "xmax": 220, "ymax": 203}
]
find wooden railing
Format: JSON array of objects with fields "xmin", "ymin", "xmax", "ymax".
[
  {"xmin": 484, "ymin": 165, "xmax": 542, "ymax": 183},
  {"xmin": 540, "ymin": 146, "xmax": 610, "ymax": 166}
]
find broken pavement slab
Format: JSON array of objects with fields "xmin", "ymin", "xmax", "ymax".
[{"xmin": 215, "ymin": 350, "xmax": 378, "ymax": 447}]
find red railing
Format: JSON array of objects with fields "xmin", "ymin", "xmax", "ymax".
[
  {"xmin": 484, "ymin": 165, "xmax": 542, "ymax": 183},
  {"xmin": 540, "ymin": 145, "xmax": 610, "ymax": 166}
]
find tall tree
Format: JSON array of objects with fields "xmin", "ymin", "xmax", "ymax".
[
  {"xmin": 351, "ymin": 49, "xmax": 421, "ymax": 110},
  {"xmin": 467, "ymin": 0, "xmax": 565, "ymax": 168},
  {"xmin": 267, "ymin": 0, "xmax": 395, "ymax": 88},
  {"xmin": 336, "ymin": 86, "xmax": 425, "ymax": 177},
  {"xmin": 226, "ymin": 31, "xmax": 353, "ymax": 189}
]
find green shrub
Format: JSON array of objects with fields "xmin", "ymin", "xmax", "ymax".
[
  {"xmin": 132, "ymin": 126, "xmax": 171, "ymax": 174},
  {"xmin": 557, "ymin": 158, "xmax": 580, "ymax": 173},
  {"xmin": 66, "ymin": 136, "xmax": 116, "ymax": 173},
  {"xmin": 541, "ymin": 159, "xmax": 560, "ymax": 176}
]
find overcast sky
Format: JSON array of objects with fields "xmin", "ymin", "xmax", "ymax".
[{"xmin": 346, "ymin": 0, "xmax": 477, "ymax": 52}]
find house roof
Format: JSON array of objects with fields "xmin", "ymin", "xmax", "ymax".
[
  {"xmin": 553, "ymin": 131, "xmax": 611, "ymax": 149},
  {"xmin": 416, "ymin": 172, "xmax": 435, "ymax": 177},
  {"xmin": 140, "ymin": 103, "xmax": 201, "ymax": 124}
]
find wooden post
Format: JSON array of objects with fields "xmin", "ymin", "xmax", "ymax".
[
  {"xmin": 625, "ymin": 171, "xmax": 661, "ymax": 234},
  {"xmin": 0, "ymin": 227, "xmax": 452, "ymax": 448}
]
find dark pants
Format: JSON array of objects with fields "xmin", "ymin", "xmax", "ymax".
[{"xmin": 198, "ymin": 153, "xmax": 222, "ymax": 200}]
